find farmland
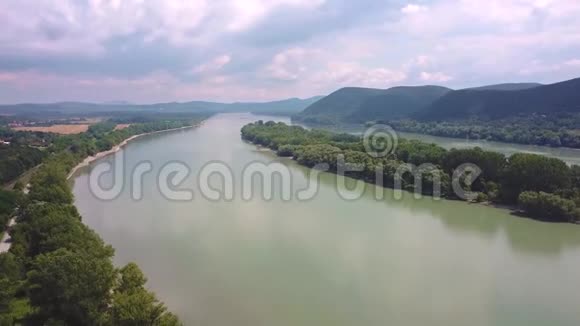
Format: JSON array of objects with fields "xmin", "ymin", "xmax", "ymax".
[{"xmin": 12, "ymin": 124, "xmax": 90, "ymax": 134}]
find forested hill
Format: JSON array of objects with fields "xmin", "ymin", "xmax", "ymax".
[
  {"xmin": 348, "ymin": 86, "xmax": 451, "ymax": 122},
  {"xmin": 297, "ymin": 87, "xmax": 388, "ymax": 123},
  {"xmin": 292, "ymin": 78, "xmax": 580, "ymax": 125},
  {"xmin": 294, "ymin": 86, "xmax": 451, "ymax": 124},
  {"xmin": 417, "ymin": 77, "xmax": 580, "ymax": 120},
  {"xmin": 466, "ymin": 83, "xmax": 543, "ymax": 91},
  {"xmin": 0, "ymin": 97, "xmax": 322, "ymax": 116}
]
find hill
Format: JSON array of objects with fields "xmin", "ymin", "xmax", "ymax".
[
  {"xmin": 243, "ymin": 96, "xmax": 324, "ymax": 115},
  {"xmin": 418, "ymin": 77, "xmax": 580, "ymax": 120},
  {"xmin": 296, "ymin": 87, "xmax": 387, "ymax": 123},
  {"xmin": 0, "ymin": 97, "xmax": 321, "ymax": 117},
  {"xmin": 348, "ymin": 86, "xmax": 451, "ymax": 122},
  {"xmin": 294, "ymin": 86, "xmax": 451, "ymax": 124},
  {"xmin": 467, "ymin": 83, "xmax": 542, "ymax": 91}
]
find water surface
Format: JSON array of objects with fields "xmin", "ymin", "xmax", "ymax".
[{"xmin": 73, "ymin": 113, "xmax": 580, "ymax": 326}]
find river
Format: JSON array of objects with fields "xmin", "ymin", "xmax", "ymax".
[{"xmin": 72, "ymin": 113, "xmax": 580, "ymax": 326}]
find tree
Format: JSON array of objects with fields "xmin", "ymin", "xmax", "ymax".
[
  {"xmin": 501, "ymin": 153, "xmax": 571, "ymax": 203},
  {"xmin": 28, "ymin": 164, "xmax": 73, "ymax": 205},
  {"xmin": 111, "ymin": 263, "xmax": 182, "ymax": 326},
  {"xmin": 518, "ymin": 191, "xmax": 579, "ymax": 222},
  {"xmin": 27, "ymin": 249, "xmax": 116, "ymax": 325}
]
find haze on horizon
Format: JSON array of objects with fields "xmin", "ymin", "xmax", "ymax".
[{"xmin": 1, "ymin": 0, "xmax": 580, "ymax": 104}]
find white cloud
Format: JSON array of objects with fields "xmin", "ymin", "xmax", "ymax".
[
  {"xmin": 565, "ymin": 59, "xmax": 580, "ymax": 67},
  {"xmin": 191, "ymin": 55, "xmax": 232, "ymax": 74},
  {"xmin": 2, "ymin": 0, "xmax": 580, "ymax": 102},
  {"xmin": 520, "ymin": 58, "xmax": 580, "ymax": 75},
  {"xmin": 420, "ymin": 71, "xmax": 453, "ymax": 82},
  {"xmin": 226, "ymin": 0, "xmax": 326, "ymax": 31},
  {"xmin": 266, "ymin": 47, "xmax": 319, "ymax": 81},
  {"xmin": 401, "ymin": 4, "xmax": 428, "ymax": 14}
]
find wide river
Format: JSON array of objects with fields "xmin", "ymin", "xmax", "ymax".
[{"xmin": 73, "ymin": 113, "xmax": 580, "ymax": 326}]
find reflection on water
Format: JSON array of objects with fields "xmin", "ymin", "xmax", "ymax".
[{"xmin": 72, "ymin": 113, "xmax": 580, "ymax": 326}]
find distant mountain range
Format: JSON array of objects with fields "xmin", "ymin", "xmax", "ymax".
[
  {"xmin": 293, "ymin": 78, "xmax": 580, "ymax": 123},
  {"xmin": 0, "ymin": 96, "xmax": 323, "ymax": 116},
  {"xmin": 4, "ymin": 76, "xmax": 580, "ymax": 123}
]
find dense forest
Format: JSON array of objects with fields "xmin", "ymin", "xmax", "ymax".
[
  {"xmin": 417, "ymin": 77, "xmax": 580, "ymax": 120},
  {"xmin": 0, "ymin": 190, "xmax": 18, "ymax": 238},
  {"xmin": 0, "ymin": 115, "xmax": 208, "ymax": 324},
  {"xmin": 385, "ymin": 113, "xmax": 580, "ymax": 148},
  {"xmin": 0, "ymin": 159, "xmax": 181, "ymax": 325},
  {"xmin": 295, "ymin": 86, "xmax": 451, "ymax": 124},
  {"xmin": 241, "ymin": 121, "xmax": 580, "ymax": 223},
  {"xmin": 0, "ymin": 145, "xmax": 45, "ymax": 186}
]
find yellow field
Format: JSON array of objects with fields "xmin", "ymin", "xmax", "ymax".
[
  {"xmin": 114, "ymin": 124, "xmax": 131, "ymax": 131},
  {"xmin": 13, "ymin": 124, "xmax": 90, "ymax": 134}
]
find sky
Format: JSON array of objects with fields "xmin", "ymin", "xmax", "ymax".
[{"xmin": 1, "ymin": 0, "xmax": 580, "ymax": 104}]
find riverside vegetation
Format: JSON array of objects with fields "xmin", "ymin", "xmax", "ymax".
[
  {"xmin": 241, "ymin": 121, "xmax": 580, "ymax": 223},
  {"xmin": 0, "ymin": 115, "xmax": 208, "ymax": 325}
]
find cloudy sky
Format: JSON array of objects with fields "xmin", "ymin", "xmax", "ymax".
[{"xmin": 1, "ymin": 0, "xmax": 580, "ymax": 104}]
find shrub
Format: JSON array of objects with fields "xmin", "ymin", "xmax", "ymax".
[{"xmin": 518, "ymin": 191, "xmax": 579, "ymax": 222}]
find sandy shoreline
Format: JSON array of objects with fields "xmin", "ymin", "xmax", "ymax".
[{"xmin": 67, "ymin": 124, "xmax": 199, "ymax": 180}]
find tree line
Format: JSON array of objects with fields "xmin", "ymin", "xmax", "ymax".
[
  {"xmin": 383, "ymin": 113, "xmax": 580, "ymax": 148},
  {"xmin": 0, "ymin": 115, "xmax": 208, "ymax": 324},
  {"xmin": 0, "ymin": 158, "xmax": 182, "ymax": 325},
  {"xmin": 0, "ymin": 145, "xmax": 44, "ymax": 186},
  {"xmin": 0, "ymin": 117, "xmax": 203, "ymax": 187},
  {"xmin": 241, "ymin": 121, "xmax": 580, "ymax": 223}
]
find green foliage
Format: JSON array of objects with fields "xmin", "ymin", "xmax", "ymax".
[
  {"xmin": 0, "ymin": 145, "xmax": 44, "ymax": 185},
  {"xmin": 0, "ymin": 252, "xmax": 27, "ymax": 324},
  {"xmin": 242, "ymin": 121, "xmax": 578, "ymax": 222},
  {"xmin": 276, "ymin": 144, "xmax": 300, "ymax": 157},
  {"xmin": 501, "ymin": 153, "xmax": 571, "ymax": 202},
  {"xmin": 116, "ymin": 263, "xmax": 147, "ymax": 293},
  {"xmin": 387, "ymin": 114, "xmax": 580, "ymax": 148},
  {"xmin": 27, "ymin": 248, "xmax": 116, "ymax": 325},
  {"xmin": 111, "ymin": 263, "xmax": 182, "ymax": 326},
  {"xmin": 0, "ymin": 190, "xmax": 18, "ymax": 238},
  {"xmin": 28, "ymin": 164, "xmax": 73, "ymax": 205},
  {"xmin": 1, "ymin": 117, "xmax": 199, "ymax": 324},
  {"xmin": 0, "ymin": 298, "xmax": 33, "ymax": 325},
  {"xmin": 518, "ymin": 191, "xmax": 580, "ymax": 222},
  {"xmin": 395, "ymin": 140, "xmax": 447, "ymax": 166}
]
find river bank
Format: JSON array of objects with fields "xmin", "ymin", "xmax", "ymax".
[
  {"xmin": 70, "ymin": 113, "xmax": 580, "ymax": 326},
  {"xmin": 67, "ymin": 123, "xmax": 200, "ymax": 180},
  {"xmin": 249, "ymin": 140, "xmax": 526, "ymax": 216}
]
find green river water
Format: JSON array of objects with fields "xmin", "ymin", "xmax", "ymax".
[{"xmin": 72, "ymin": 113, "xmax": 580, "ymax": 326}]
